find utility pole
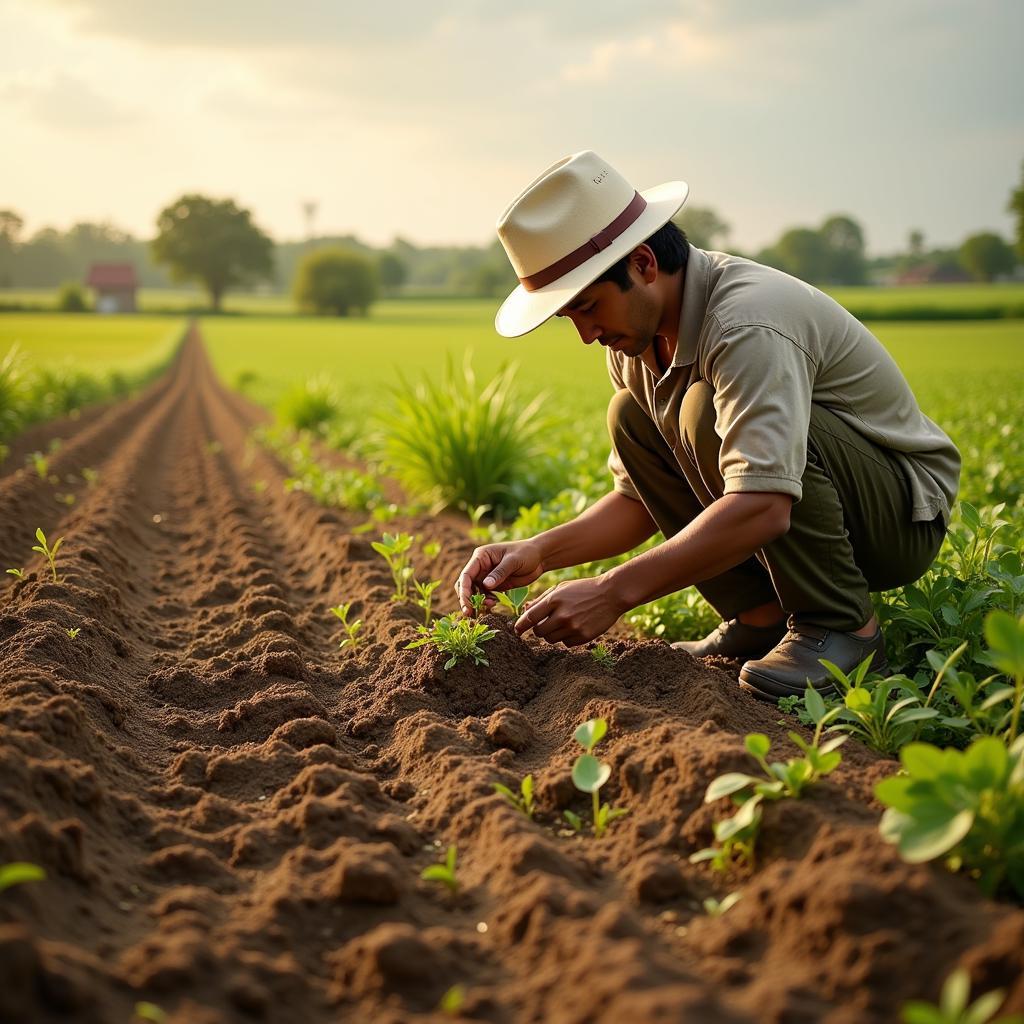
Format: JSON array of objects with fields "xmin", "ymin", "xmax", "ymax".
[{"xmin": 302, "ymin": 200, "xmax": 318, "ymax": 248}]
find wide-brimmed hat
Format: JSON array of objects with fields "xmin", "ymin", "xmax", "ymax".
[{"xmin": 494, "ymin": 150, "xmax": 689, "ymax": 338}]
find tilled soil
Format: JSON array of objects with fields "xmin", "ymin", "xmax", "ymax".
[{"xmin": 0, "ymin": 325, "xmax": 1021, "ymax": 1024}]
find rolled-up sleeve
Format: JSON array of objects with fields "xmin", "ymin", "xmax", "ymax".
[{"xmin": 704, "ymin": 323, "xmax": 816, "ymax": 501}]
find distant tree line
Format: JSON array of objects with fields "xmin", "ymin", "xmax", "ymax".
[{"xmin": 1, "ymin": 160, "xmax": 1021, "ymax": 313}]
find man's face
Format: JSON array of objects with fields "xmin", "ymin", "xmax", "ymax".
[{"xmin": 555, "ymin": 270, "xmax": 661, "ymax": 358}]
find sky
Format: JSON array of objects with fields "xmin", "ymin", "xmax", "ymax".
[{"xmin": 2, "ymin": 0, "xmax": 1022, "ymax": 256}]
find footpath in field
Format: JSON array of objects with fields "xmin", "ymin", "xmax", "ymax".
[{"xmin": 0, "ymin": 326, "xmax": 1021, "ymax": 1023}]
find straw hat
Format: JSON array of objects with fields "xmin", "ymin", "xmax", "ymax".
[{"xmin": 494, "ymin": 150, "xmax": 689, "ymax": 338}]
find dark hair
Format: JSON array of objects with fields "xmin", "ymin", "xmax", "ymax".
[{"xmin": 595, "ymin": 220, "xmax": 689, "ymax": 291}]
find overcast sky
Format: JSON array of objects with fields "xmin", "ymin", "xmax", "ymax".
[{"xmin": 2, "ymin": 0, "xmax": 1021, "ymax": 255}]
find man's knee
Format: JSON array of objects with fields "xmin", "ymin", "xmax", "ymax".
[
  {"xmin": 607, "ymin": 388, "xmax": 650, "ymax": 443},
  {"xmin": 680, "ymin": 380, "xmax": 718, "ymax": 453}
]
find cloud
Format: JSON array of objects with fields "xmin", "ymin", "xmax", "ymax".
[{"xmin": 0, "ymin": 70, "xmax": 141, "ymax": 129}]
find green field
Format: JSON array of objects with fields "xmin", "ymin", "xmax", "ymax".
[{"xmin": 0, "ymin": 315, "xmax": 186, "ymax": 373}]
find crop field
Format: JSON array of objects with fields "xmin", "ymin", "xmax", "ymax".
[{"xmin": 0, "ymin": 305, "xmax": 1022, "ymax": 1022}]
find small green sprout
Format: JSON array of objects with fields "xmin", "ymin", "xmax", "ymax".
[
  {"xmin": 562, "ymin": 809, "xmax": 584, "ymax": 832},
  {"xmin": 900, "ymin": 966, "xmax": 1021, "ymax": 1024},
  {"xmin": 492, "ymin": 774, "xmax": 534, "ymax": 819},
  {"xmin": 0, "ymin": 862, "xmax": 46, "ymax": 893},
  {"xmin": 6, "ymin": 568, "xmax": 24, "ymax": 579},
  {"xmin": 81, "ymin": 467, "xmax": 99, "ymax": 487},
  {"xmin": 329, "ymin": 603, "xmax": 363, "ymax": 651},
  {"xmin": 567, "ymin": 719, "xmax": 628, "ymax": 838},
  {"xmin": 66, "ymin": 627, "xmax": 80, "ymax": 639},
  {"xmin": 703, "ymin": 891, "xmax": 742, "ymax": 917},
  {"xmin": 27, "ymin": 451, "xmax": 48, "ymax": 478},
  {"xmin": 591, "ymin": 643, "xmax": 616, "ymax": 669},
  {"xmin": 56, "ymin": 492, "xmax": 75, "ymax": 507},
  {"xmin": 372, "ymin": 532, "xmax": 415, "ymax": 601},
  {"xmin": 439, "ymin": 983, "xmax": 466, "ymax": 1015},
  {"xmin": 468, "ymin": 592, "xmax": 487, "ymax": 616},
  {"xmin": 133, "ymin": 1003, "xmax": 168, "ymax": 1024},
  {"xmin": 494, "ymin": 586, "xmax": 530, "ymax": 616},
  {"xmin": 406, "ymin": 614, "xmax": 498, "ymax": 670},
  {"xmin": 423, "ymin": 540, "xmax": 442, "ymax": 561},
  {"xmin": 32, "ymin": 527, "xmax": 64, "ymax": 583},
  {"xmin": 413, "ymin": 578, "xmax": 442, "ymax": 626},
  {"xmin": 420, "ymin": 844, "xmax": 458, "ymax": 894}
]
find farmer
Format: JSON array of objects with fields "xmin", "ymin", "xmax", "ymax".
[{"xmin": 455, "ymin": 151, "xmax": 960, "ymax": 700}]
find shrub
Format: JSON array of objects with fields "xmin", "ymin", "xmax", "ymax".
[
  {"xmin": 275, "ymin": 375, "xmax": 340, "ymax": 432},
  {"xmin": 292, "ymin": 247, "xmax": 379, "ymax": 316},
  {"xmin": 56, "ymin": 282, "xmax": 89, "ymax": 312}
]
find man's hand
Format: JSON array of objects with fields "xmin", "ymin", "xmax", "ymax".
[
  {"xmin": 456, "ymin": 540, "xmax": 545, "ymax": 614},
  {"xmin": 514, "ymin": 575, "xmax": 627, "ymax": 647}
]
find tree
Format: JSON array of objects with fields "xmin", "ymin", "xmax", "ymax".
[
  {"xmin": 760, "ymin": 228, "xmax": 830, "ymax": 284},
  {"xmin": 819, "ymin": 214, "xmax": 867, "ymax": 284},
  {"xmin": 673, "ymin": 205, "xmax": 730, "ymax": 251},
  {"xmin": 958, "ymin": 232, "xmax": 1016, "ymax": 282},
  {"xmin": 293, "ymin": 248, "xmax": 379, "ymax": 316},
  {"xmin": 0, "ymin": 210, "xmax": 24, "ymax": 288},
  {"xmin": 1009, "ymin": 159, "xmax": 1024, "ymax": 263},
  {"xmin": 378, "ymin": 252, "xmax": 407, "ymax": 295},
  {"xmin": 151, "ymin": 194, "xmax": 274, "ymax": 311}
]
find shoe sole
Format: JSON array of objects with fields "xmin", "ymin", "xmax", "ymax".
[{"xmin": 738, "ymin": 662, "xmax": 891, "ymax": 704}]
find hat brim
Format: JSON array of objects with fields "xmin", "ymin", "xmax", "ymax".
[{"xmin": 494, "ymin": 180, "xmax": 689, "ymax": 339}]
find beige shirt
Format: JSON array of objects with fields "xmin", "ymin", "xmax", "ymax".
[{"xmin": 607, "ymin": 247, "xmax": 961, "ymax": 524}]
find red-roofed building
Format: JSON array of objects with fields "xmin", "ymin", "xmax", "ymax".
[{"xmin": 85, "ymin": 262, "xmax": 138, "ymax": 313}]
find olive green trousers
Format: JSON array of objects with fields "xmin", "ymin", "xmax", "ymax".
[{"xmin": 608, "ymin": 384, "xmax": 947, "ymax": 631}]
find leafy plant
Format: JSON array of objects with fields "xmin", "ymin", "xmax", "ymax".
[
  {"xmin": 468, "ymin": 592, "xmax": 487, "ymax": 616},
  {"xmin": 494, "ymin": 586, "xmax": 530, "ymax": 616},
  {"xmin": 0, "ymin": 862, "xmax": 46, "ymax": 893},
  {"xmin": 985, "ymin": 610, "xmax": 1024, "ymax": 743},
  {"xmin": 412, "ymin": 578, "xmax": 442, "ymax": 626},
  {"xmin": 372, "ymin": 532, "xmax": 415, "ymax": 602},
  {"xmin": 133, "ymin": 1002, "xmax": 168, "ymax": 1024},
  {"xmin": 422, "ymin": 540, "xmax": 442, "ymax": 561},
  {"xmin": 32, "ymin": 527, "xmax": 64, "ymax": 583},
  {"xmin": 66, "ymin": 627, "xmax": 80, "ymax": 639},
  {"xmin": 900, "ymin": 966, "xmax": 1023, "ymax": 1024},
  {"xmin": 492, "ymin": 774, "xmax": 534, "ymax": 819},
  {"xmin": 421, "ymin": 844, "xmax": 459, "ymax": 894},
  {"xmin": 703, "ymin": 891, "xmax": 742, "ymax": 917},
  {"xmin": 81, "ymin": 467, "xmax": 99, "ymax": 487},
  {"xmin": 27, "ymin": 450, "xmax": 48, "ymax": 478},
  {"xmin": 566, "ymin": 719, "xmax": 628, "ymax": 838},
  {"xmin": 439, "ymin": 984, "xmax": 466, "ymax": 1015},
  {"xmin": 6, "ymin": 567, "xmax": 24, "ymax": 579},
  {"xmin": 590, "ymin": 643, "xmax": 616, "ymax": 669},
  {"xmin": 276, "ymin": 374, "xmax": 340, "ymax": 433},
  {"xmin": 329, "ymin": 602, "xmax": 362, "ymax": 650},
  {"xmin": 406, "ymin": 614, "xmax": 498, "ymax": 670},
  {"xmin": 876, "ymin": 734, "xmax": 1024, "ymax": 899}
]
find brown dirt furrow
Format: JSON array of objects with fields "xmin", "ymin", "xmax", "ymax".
[{"xmin": 0, "ymin": 324, "xmax": 1021, "ymax": 1024}]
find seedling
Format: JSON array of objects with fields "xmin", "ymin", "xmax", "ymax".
[
  {"xmin": 56, "ymin": 492, "xmax": 75, "ymax": 506},
  {"xmin": 81, "ymin": 467, "xmax": 99, "ymax": 487},
  {"xmin": 439, "ymin": 984, "xmax": 466, "ymax": 1015},
  {"xmin": 567, "ymin": 718, "xmax": 629, "ymax": 838},
  {"xmin": 985, "ymin": 609, "xmax": 1024, "ymax": 744},
  {"xmin": 27, "ymin": 451, "xmax": 48, "ymax": 478},
  {"xmin": 413, "ymin": 578, "xmax": 442, "ymax": 626},
  {"xmin": 372, "ymin": 532, "xmax": 415, "ymax": 601},
  {"xmin": 492, "ymin": 774, "xmax": 535, "ymax": 819},
  {"xmin": 468, "ymin": 592, "xmax": 487, "ymax": 616},
  {"xmin": 134, "ymin": 1003, "xmax": 168, "ymax": 1024},
  {"xmin": 591, "ymin": 643, "xmax": 616, "ymax": 669},
  {"xmin": 329, "ymin": 603, "xmax": 362, "ymax": 650},
  {"xmin": 423, "ymin": 540, "xmax": 442, "ymax": 561},
  {"xmin": 703, "ymin": 891, "xmax": 742, "ymax": 917},
  {"xmin": 900, "ymin": 966, "xmax": 1020, "ymax": 1024},
  {"xmin": 420, "ymin": 844, "xmax": 459, "ymax": 894},
  {"xmin": 0, "ymin": 861, "xmax": 46, "ymax": 893},
  {"xmin": 32, "ymin": 527, "xmax": 63, "ymax": 583},
  {"xmin": 494, "ymin": 586, "xmax": 530, "ymax": 616},
  {"xmin": 66, "ymin": 627, "xmax": 80, "ymax": 639},
  {"xmin": 406, "ymin": 614, "xmax": 498, "ymax": 670},
  {"xmin": 6, "ymin": 568, "xmax": 24, "ymax": 579}
]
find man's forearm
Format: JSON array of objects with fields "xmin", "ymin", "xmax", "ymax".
[
  {"xmin": 605, "ymin": 492, "xmax": 791, "ymax": 611},
  {"xmin": 533, "ymin": 491, "xmax": 657, "ymax": 571}
]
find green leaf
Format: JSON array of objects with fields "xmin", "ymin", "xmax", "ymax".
[
  {"xmin": 572, "ymin": 754, "xmax": 611, "ymax": 793},
  {"xmin": 744, "ymin": 733, "xmax": 771, "ymax": 759},
  {"xmin": 880, "ymin": 806, "xmax": 975, "ymax": 863},
  {"xmin": 939, "ymin": 967, "xmax": 971, "ymax": 1016},
  {"xmin": 574, "ymin": 719, "xmax": 607, "ymax": 752},
  {"xmin": 805, "ymin": 685, "xmax": 827, "ymax": 723},
  {"xmin": 900, "ymin": 743, "xmax": 947, "ymax": 780},
  {"xmin": 985, "ymin": 610, "xmax": 1024, "ymax": 678},
  {"xmin": 962, "ymin": 736, "xmax": 1009, "ymax": 789},
  {"xmin": 521, "ymin": 774, "xmax": 533, "ymax": 805},
  {"xmin": 962, "ymin": 990, "xmax": 1009, "ymax": 1024},
  {"xmin": 705, "ymin": 772, "xmax": 757, "ymax": 803},
  {"xmin": 900, "ymin": 1002, "xmax": 943, "ymax": 1024},
  {"xmin": 846, "ymin": 687, "xmax": 872, "ymax": 711},
  {"xmin": 0, "ymin": 862, "xmax": 46, "ymax": 892},
  {"xmin": 563, "ymin": 809, "xmax": 583, "ymax": 832}
]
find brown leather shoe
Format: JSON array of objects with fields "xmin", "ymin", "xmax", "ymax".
[
  {"xmin": 738, "ymin": 617, "xmax": 889, "ymax": 702},
  {"xmin": 671, "ymin": 617, "xmax": 788, "ymax": 660}
]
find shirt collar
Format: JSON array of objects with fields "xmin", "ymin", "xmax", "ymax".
[{"xmin": 672, "ymin": 245, "xmax": 711, "ymax": 368}]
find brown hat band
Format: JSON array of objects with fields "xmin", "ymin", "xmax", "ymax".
[{"xmin": 518, "ymin": 191, "xmax": 648, "ymax": 292}]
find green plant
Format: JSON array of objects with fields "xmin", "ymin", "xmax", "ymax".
[
  {"xmin": 27, "ymin": 450, "xmax": 48, "ymax": 478},
  {"xmin": 329, "ymin": 603, "xmax": 363, "ymax": 650},
  {"xmin": 494, "ymin": 586, "xmax": 530, "ymax": 616},
  {"xmin": 66, "ymin": 627, "xmax": 80, "ymax": 639},
  {"xmin": 438, "ymin": 984, "xmax": 466, "ymax": 1015},
  {"xmin": 468, "ymin": 592, "xmax": 487, "ymax": 616},
  {"xmin": 133, "ymin": 1002, "xmax": 168, "ymax": 1024},
  {"xmin": 703, "ymin": 891, "xmax": 742, "ymax": 917},
  {"xmin": 421, "ymin": 844, "xmax": 458, "ymax": 894},
  {"xmin": 6, "ymin": 567, "xmax": 24, "ymax": 579},
  {"xmin": 985, "ymin": 610, "xmax": 1024, "ymax": 743},
  {"xmin": 32, "ymin": 527, "xmax": 63, "ymax": 583},
  {"xmin": 876, "ymin": 734, "xmax": 1024, "ymax": 899},
  {"xmin": 372, "ymin": 532, "xmax": 415, "ymax": 602},
  {"xmin": 423, "ymin": 540, "xmax": 442, "ymax": 561},
  {"xmin": 692, "ymin": 692, "xmax": 845, "ymax": 871},
  {"xmin": 406, "ymin": 614, "xmax": 499, "ymax": 670},
  {"xmin": 901, "ymin": 966, "xmax": 1024, "ymax": 1024},
  {"xmin": 0, "ymin": 862, "xmax": 46, "ymax": 893},
  {"xmin": 413, "ymin": 578, "xmax": 441, "ymax": 626},
  {"xmin": 566, "ymin": 719, "xmax": 628, "ymax": 838},
  {"xmin": 492, "ymin": 774, "xmax": 534, "ymax": 819},
  {"xmin": 275, "ymin": 374, "xmax": 341, "ymax": 432},
  {"xmin": 590, "ymin": 643, "xmax": 616, "ymax": 669}
]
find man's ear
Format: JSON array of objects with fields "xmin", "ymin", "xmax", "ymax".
[{"xmin": 630, "ymin": 244, "xmax": 658, "ymax": 283}]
